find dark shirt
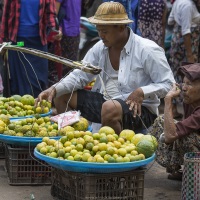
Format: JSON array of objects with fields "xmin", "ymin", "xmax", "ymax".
[
  {"xmin": 56, "ymin": 0, "xmax": 81, "ymax": 37},
  {"xmin": 0, "ymin": 0, "xmax": 56, "ymax": 45},
  {"xmin": 176, "ymin": 104, "xmax": 200, "ymax": 137}
]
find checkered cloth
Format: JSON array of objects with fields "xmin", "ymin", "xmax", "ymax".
[{"xmin": 181, "ymin": 152, "xmax": 200, "ymax": 200}]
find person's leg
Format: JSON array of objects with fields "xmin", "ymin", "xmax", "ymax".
[
  {"xmin": 101, "ymin": 100, "xmax": 123, "ymax": 135},
  {"xmin": 76, "ymin": 90, "xmax": 105, "ymax": 123},
  {"xmin": 119, "ymin": 99, "xmax": 157, "ymax": 133},
  {"xmin": 150, "ymin": 115, "xmax": 200, "ymax": 181},
  {"xmin": 54, "ymin": 90, "xmax": 105, "ymax": 123},
  {"xmin": 169, "ymin": 25, "xmax": 185, "ymax": 118},
  {"xmin": 54, "ymin": 92, "xmax": 78, "ymax": 114},
  {"xmin": 101, "ymin": 99, "xmax": 157, "ymax": 135},
  {"xmin": 61, "ymin": 35, "xmax": 80, "ymax": 76}
]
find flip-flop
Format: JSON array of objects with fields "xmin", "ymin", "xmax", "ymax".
[{"xmin": 168, "ymin": 171, "xmax": 182, "ymax": 181}]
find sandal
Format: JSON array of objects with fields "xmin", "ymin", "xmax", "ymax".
[{"xmin": 168, "ymin": 171, "xmax": 182, "ymax": 181}]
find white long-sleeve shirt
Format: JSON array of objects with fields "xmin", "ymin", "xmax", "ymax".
[
  {"xmin": 168, "ymin": 0, "xmax": 200, "ymax": 35},
  {"xmin": 54, "ymin": 28, "xmax": 175, "ymax": 115}
]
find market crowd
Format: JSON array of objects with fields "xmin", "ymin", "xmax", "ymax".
[{"xmin": 1, "ymin": 0, "xmax": 200, "ymax": 181}]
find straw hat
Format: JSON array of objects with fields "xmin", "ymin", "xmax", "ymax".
[{"xmin": 88, "ymin": 2, "xmax": 133, "ymax": 25}]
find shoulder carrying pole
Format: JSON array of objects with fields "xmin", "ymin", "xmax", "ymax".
[{"xmin": 0, "ymin": 42, "xmax": 102, "ymax": 75}]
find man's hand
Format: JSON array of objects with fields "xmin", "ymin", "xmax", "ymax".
[
  {"xmin": 126, "ymin": 88, "xmax": 144, "ymax": 117},
  {"xmin": 35, "ymin": 86, "xmax": 56, "ymax": 106}
]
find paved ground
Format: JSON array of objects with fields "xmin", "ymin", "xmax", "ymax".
[
  {"xmin": 0, "ymin": 157, "xmax": 182, "ymax": 200},
  {"xmin": 144, "ymin": 162, "xmax": 182, "ymax": 200}
]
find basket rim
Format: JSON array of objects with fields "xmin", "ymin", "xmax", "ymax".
[{"xmin": 184, "ymin": 152, "xmax": 200, "ymax": 163}]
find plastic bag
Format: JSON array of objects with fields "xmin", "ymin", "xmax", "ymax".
[{"xmin": 50, "ymin": 111, "xmax": 81, "ymax": 129}]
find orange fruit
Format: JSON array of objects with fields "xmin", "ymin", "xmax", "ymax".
[
  {"xmin": 116, "ymin": 156, "xmax": 124, "ymax": 163},
  {"xmin": 98, "ymin": 143, "xmax": 107, "ymax": 151},
  {"xmin": 96, "ymin": 157, "xmax": 104, "ymax": 163},
  {"xmin": 107, "ymin": 147, "xmax": 115, "ymax": 156},
  {"xmin": 43, "ymin": 107, "xmax": 49, "ymax": 113},
  {"xmin": 86, "ymin": 142, "xmax": 94, "ymax": 151},
  {"xmin": 21, "ymin": 94, "xmax": 35, "ymax": 106},
  {"xmin": 118, "ymin": 148, "xmax": 127, "ymax": 157},
  {"xmin": 119, "ymin": 129, "xmax": 135, "ymax": 141},
  {"xmin": 74, "ymin": 154, "xmax": 82, "ymax": 161},
  {"xmin": 36, "ymin": 107, "xmax": 42, "ymax": 114},
  {"xmin": 99, "ymin": 126, "xmax": 115, "ymax": 135},
  {"xmin": 87, "ymin": 156, "xmax": 96, "ymax": 162},
  {"xmin": 82, "ymin": 153, "xmax": 91, "ymax": 162},
  {"xmin": 107, "ymin": 156, "xmax": 116, "ymax": 163},
  {"xmin": 131, "ymin": 133, "xmax": 144, "ymax": 145},
  {"xmin": 76, "ymin": 144, "xmax": 84, "ymax": 152}
]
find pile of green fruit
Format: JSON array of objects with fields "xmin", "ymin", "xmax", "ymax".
[
  {"xmin": 0, "ymin": 116, "xmax": 58, "ymax": 137},
  {"xmin": 0, "ymin": 115, "xmax": 90, "ymax": 138},
  {"xmin": 0, "ymin": 94, "xmax": 51, "ymax": 117},
  {"xmin": 36, "ymin": 126, "xmax": 158, "ymax": 163}
]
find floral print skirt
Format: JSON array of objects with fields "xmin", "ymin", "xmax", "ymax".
[
  {"xmin": 48, "ymin": 35, "xmax": 80, "ymax": 87},
  {"xmin": 149, "ymin": 115, "xmax": 200, "ymax": 173},
  {"xmin": 169, "ymin": 24, "xmax": 200, "ymax": 84}
]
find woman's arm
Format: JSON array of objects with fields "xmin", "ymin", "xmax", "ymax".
[
  {"xmin": 161, "ymin": 3, "xmax": 167, "ymax": 48},
  {"xmin": 164, "ymin": 84, "xmax": 181, "ymax": 144},
  {"xmin": 183, "ymin": 33, "xmax": 195, "ymax": 63}
]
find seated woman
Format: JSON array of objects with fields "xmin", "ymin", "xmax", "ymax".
[{"xmin": 150, "ymin": 63, "xmax": 200, "ymax": 181}]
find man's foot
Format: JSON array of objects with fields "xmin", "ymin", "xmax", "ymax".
[
  {"xmin": 168, "ymin": 171, "xmax": 182, "ymax": 181},
  {"xmin": 51, "ymin": 107, "xmax": 58, "ymax": 116}
]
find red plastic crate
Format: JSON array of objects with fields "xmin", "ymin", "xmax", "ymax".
[
  {"xmin": 5, "ymin": 144, "xmax": 52, "ymax": 185},
  {"xmin": 51, "ymin": 167, "xmax": 145, "ymax": 200}
]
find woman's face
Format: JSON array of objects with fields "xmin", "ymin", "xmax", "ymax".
[{"xmin": 182, "ymin": 77, "xmax": 200, "ymax": 107}]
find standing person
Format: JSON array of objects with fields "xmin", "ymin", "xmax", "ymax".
[
  {"xmin": 103, "ymin": 0, "xmax": 140, "ymax": 34},
  {"xmin": 0, "ymin": 0, "xmax": 61, "ymax": 98},
  {"xmin": 85, "ymin": 0, "xmax": 102, "ymax": 18},
  {"xmin": 138, "ymin": 0, "xmax": 167, "ymax": 48},
  {"xmin": 167, "ymin": 0, "xmax": 200, "ymax": 117},
  {"xmin": 48, "ymin": 0, "xmax": 82, "ymax": 86},
  {"xmin": 150, "ymin": 63, "xmax": 200, "ymax": 180},
  {"xmin": 36, "ymin": 2, "xmax": 175, "ymax": 135}
]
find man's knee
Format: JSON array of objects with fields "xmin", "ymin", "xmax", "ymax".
[{"xmin": 101, "ymin": 100, "xmax": 122, "ymax": 121}]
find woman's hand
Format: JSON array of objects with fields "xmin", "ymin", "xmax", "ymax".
[
  {"xmin": 164, "ymin": 83, "xmax": 180, "ymax": 144},
  {"xmin": 165, "ymin": 83, "xmax": 181, "ymax": 99}
]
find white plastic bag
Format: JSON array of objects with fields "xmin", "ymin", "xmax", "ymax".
[{"xmin": 50, "ymin": 110, "xmax": 81, "ymax": 129}]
